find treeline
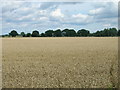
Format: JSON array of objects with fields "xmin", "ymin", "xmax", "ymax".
[{"xmin": 2, "ymin": 28, "xmax": 120, "ymax": 37}]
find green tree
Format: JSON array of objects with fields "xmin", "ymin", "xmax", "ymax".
[
  {"xmin": 62, "ymin": 29, "xmax": 69, "ymax": 37},
  {"xmin": 94, "ymin": 31, "xmax": 103, "ymax": 37},
  {"xmin": 68, "ymin": 29, "xmax": 76, "ymax": 37},
  {"xmin": 118, "ymin": 30, "xmax": 120, "ymax": 36},
  {"xmin": 109, "ymin": 28, "xmax": 117, "ymax": 36},
  {"xmin": 2, "ymin": 34, "xmax": 9, "ymax": 37},
  {"xmin": 41, "ymin": 33, "xmax": 45, "ymax": 37},
  {"xmin": 102, "ymin": 28, "xmax": 110, "ymax": 36},
  {"xmin": 20, "ymin": 32, "xmax": 26, "ymax": 37},
  {"xmin": 54, "ymin": 29, "xmax": 62, "ymax": 37},
  {"xmin": 93, "ymin": 28, "xmax": 117, "ymax": 37},
  {"xmin": 31, "ymin": 30, "xmax": 39, "ymax": 37},
  {"xmin": 45, "ymin": 30, "xmax": 54, "ymax": 37},
  {"xmin": 77, "ymin": 29, "xmax": 90, "ymax": 36},
  {"xmin": 62, "ymin": 29, "xmax": 76, "ymax": 37},
  {"xmin": 26, "ymin": 33, "xmax": 31, "ymax": 37},
  {"xmin": 9, "ymin": 30, "xmax": 18, "ymax": 37}
]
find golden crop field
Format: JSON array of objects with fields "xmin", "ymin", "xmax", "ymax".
[{"xmin": 2, "ymin": 37, "xmax": 118, "ymax": 88}]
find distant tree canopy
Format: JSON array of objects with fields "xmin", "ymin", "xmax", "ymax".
[
  {"xmin": 54, "ymin": 29, "xmax": 62, "ymax": 37},
  {"xmin": 45, "ymin": 30, "xmax": 54, "ymax": 37},
  {"xmin": 77, "ymin": 29, "xmax": 90, "ymax": 36},
  {"xmin": 3, "ymin": 27, "xmax": 119, "ymax": 37},
  {"xmin": 9, "ymin": 30, "xmax": 18, "ymax": 37},
  {"xmin": 40, "ymin": 33, "xmax": 45, "ymax": 37},
  {"xmin": 20, "ymin": 32, "xmax": 26, "ymax": 37},
  {"xmin": 62, "ymin": 29, "xmax": 76, "ymax": 37},
  {"xmin": 118, "ymin": 30, "xmax": 120, "ymax": 36},
  {"xmin": 26, "ymin": 33, "xmax": 31, "ymax": 37},
  {"xmin": 67, "ymin": 29, "xmax": 76, "ymax": 37},
  {"xmin": 31, "ymin": 30, "xmax": 39, "ymax": 37},
  {"xmin": 93, "ymin": 28, "xmax": 118, "ymax": 37}
]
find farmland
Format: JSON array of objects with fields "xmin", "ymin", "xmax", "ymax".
[{"xmin": 2, "ymin": 37, "xmax": 118, "ymax": 88}]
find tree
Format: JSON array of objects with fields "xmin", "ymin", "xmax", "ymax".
[
  {"xmin": 9, "ymin": 30, "xmax": 18, "ymax": 37},
  {"xmin": 31, "ymin": 30, "xmax": 39, "ymax": 37},
  {"xmin": 2, "ymin": 34, "xmax": 9, "ymax": 37},
  {"xmin": 20, "ymin": 32, "xmax": 26, "ymax": 37},
  {"xmin": 118, "ymin": 30, "xmax": 120, "ymax": 36},
  {"xmin": 45, "ymin": 30, "xmax": 54, "ymax": 37},
  {"xmin": 62, "ymin": 29, "xmax": 76, "ymax": 37},
  {"xmin": 93, "ymin": 31, "xmax": 103, "ymax": 37},
  {"xmin": 68, "ymin": 29, "xmax": 76, "ymax": 37},
  {"xmin": 54, "ymin": 29, "xmax": 62, "ymax": 37},
  {"xmin": 93, "ymin": 28, "xmax": 117, "ymax": 37},
  {"xmin": 77, "ymin": 29, "xmax": 90, "ymax": 36},
  {"xmin": 102, "ymin": 28, "xmax": 110, "ymax": 36},
  {"xmin": 41, "ymin": 33, "xmax": 45, "ymax": 37},
  {"xmin": 109, "ymin": 28, "xmax": 117, "ymax": 36},
  {"xmin": 26, "ymin": 33, "xmax": 31, "ymax": 37},
  {"xmin": 62, "ymin": 29, "xmax": 69, "ymax": 37}
]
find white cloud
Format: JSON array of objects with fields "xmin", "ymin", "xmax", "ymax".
[
  {"xmin": 71, "ymin": 13, "xmax": 93, "ymax": 24},
  {"xmin": 51, "ymin": 8, "xmax": 64, "ymax": 18},
  {"xmin": 88, "ymin": 2, "xmax": 118, "ymax": 28},
  {"xmin": 2, "ymin": 1, "xmax": 23, "ymax": 13},
  {"xmin": 89, "ymin": 8, "xmax": 103, "ymax": 15},
  {"xmin": 18, "ymin": 14, "xmax": 33, "ymax": 21},
  {"xmin": 72, "ymin": 13, "xmax": 90, "ymax": 20},
  {"xmin": 103, "ymin": 24, "xmax": 111, "ymax": 27},
  {"xmin": 39, "ymin": 2, "xmax": 81, "ymax": 10},
  {"xmin": 39, "ymin": 10, "xmax": 47, "ymax": 15},
  {"xmin": 39, "ymin": 17, "xmax": 49, "ymax": 21},
  {"xmin": 89, "ymin": 2, "xmax": 118, "ymax": 18},
  {"xmin": 1, "ymin": 1, "xmax": 118, "ymax": 34},
  {"xmin": 73, "ymin": 13, "xmax": 87, "ymax": 18}
]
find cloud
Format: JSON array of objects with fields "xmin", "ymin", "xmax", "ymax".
[
  {"xmin": 40, "ymin": 2, "xmax": 58, "ymax": 10},
  {"xmin": 72, "ymin": 13, "xmax": 92, "ymax": 23},
  {"xmin": 87, "ymin": 2, "xmax": 118, "ymax": 28},
  {"xmin": 1, "ymin": 1, "xmax": 118, "ymax": 34},
  {"xmin": 59, "ymin": 13, "xmax": 93, "ymax": 25},
  {"xmin": 17, "ymin": 14, "xmax": 33, "ymax": 21},
  {"xmin": 89, "ymin": 8, "xmax": 103, "ymax": 15},
  {"xmin": 89, "ymin": 2, "xmax": 118, "ymax": 19},
  {"xmin": 103, "ymin": 24, "xmax": 111, "ymax": 27},
  {"xmin": 40, "ymin": 2, "xmax": 81, "ymax": 10},
  {"xmin": 51, "ymin": 8, "xmax": 64, "ymax": 17},
  {"xmin": 2, "ymin": 1, "xmax": 23, "ymax": 13}
]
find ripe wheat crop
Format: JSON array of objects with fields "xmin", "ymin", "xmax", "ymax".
[{"xmin": 2, "ymin": 37, "xmax": 118, "ymax": 88}]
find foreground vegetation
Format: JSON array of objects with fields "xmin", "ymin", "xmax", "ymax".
[
  {"xmin": 2, "ymin": 37, "xmax": 118, "ymax": 88},
  {"xmin": 2, "ymin": 28, "xmax": 120, "ymax": 37}
]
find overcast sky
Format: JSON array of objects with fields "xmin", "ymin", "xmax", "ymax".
[{"xmin": 1, "ymin": 1, "xmax": 118, "ymax": 34}]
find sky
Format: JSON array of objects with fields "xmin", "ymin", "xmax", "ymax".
[{"xmin": 1, "ymin": 1, "xmax": 118, "ymax": 35}]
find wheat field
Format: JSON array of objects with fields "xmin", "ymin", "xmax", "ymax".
[{"xmin": 2, "ymin": 37, "xmax": 118, "ymax": 88}]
